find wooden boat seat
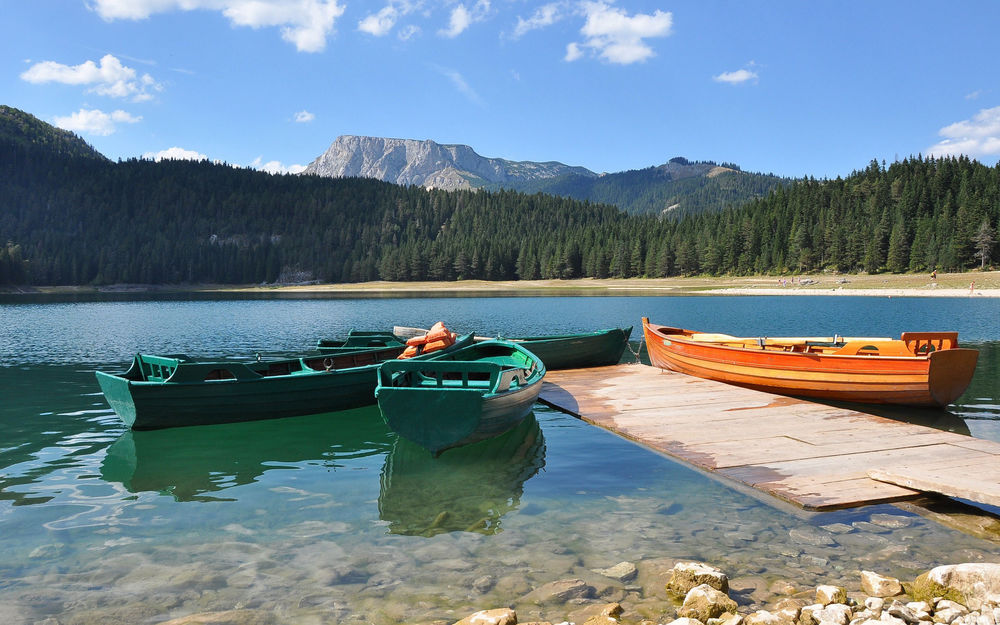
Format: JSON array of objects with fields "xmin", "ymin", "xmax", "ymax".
[{"xmin": 902, "ymin": 331, "xmax": 958, "ymax": 353}]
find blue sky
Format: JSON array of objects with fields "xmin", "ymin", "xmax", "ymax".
[{"xmin": 2, "ymin": 1, "xmax": 999, "ymax": 178}]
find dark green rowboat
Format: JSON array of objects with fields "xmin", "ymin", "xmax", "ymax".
[
  {"xmin": 316, "ymin": 330, "xmax": 406, "ymax": 354},
  {"xmin": 393, "ymin": 326, "xmax": 633, "ymax": 370},
  {"xmin": 494, "ymin": 326, "xmax": 633, "ymax": 369},
  {"xmin": 375, "ymin": 340, "xmax": 546, "ymax": 455},
  {"xmin": 96, "ymin": 336, "xmax": 472, "ymax": 430}
]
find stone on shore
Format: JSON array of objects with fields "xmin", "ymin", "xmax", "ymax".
[
  {"xmin": 567, "ymin": 602, "xmax": 624, "ymax": 625},
  {"xmin": 774, "ymin": 598, "xmax": 807, "ymax": 624},
  {"xmin": 680, "ymin": 584, "xmax": 739, "ymax": 621},
  {"xmin": 667, "ymin": 618, "xmax": 707, "ymax": 625},
  {"xmin": 912, "ymin": 564, "xmax": 1000, "ymax": 610},
  {"xmin": 744, "ymin": 610, "xmax": 786, "ymax": 625},
  {"xmin": 669, "ymin": 562, "xmax": 731, "ymax": 594},
  {"xmin": 817, "ymin": 586, "xmax": 848, "ymax": 606},
  {"xmin": 861, "ymin": 571, "xmax": 903, "ymax": 598},
  {"xmin": 453, "ymin": 608, "xmax": 517, "ymax": 625},
  {"xmin": 581, "ymin": 604, "xmax": 625, "ymax": 625}
]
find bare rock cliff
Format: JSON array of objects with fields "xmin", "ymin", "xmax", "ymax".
[{"xmin": 302, "ymin": 135, "xmax": 596, "ymax": 191}]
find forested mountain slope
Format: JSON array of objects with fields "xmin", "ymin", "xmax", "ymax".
[
  {"xmin": 515, "ymin": 157, "xmax": 788, "ymax": 216},
  {"xmin": 1, "ymin": 107, "xmax": 997, "ymax": 286}
]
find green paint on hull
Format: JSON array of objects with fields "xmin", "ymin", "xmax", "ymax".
[
  {"xmin": 375, "ymin": 340, "xmax": 546, "ymax": 454},
  {"xmin": 96, "ymin": 336, "xmax": 473, "ymax": 430},
  {"xmin": 510, "ymin": 326, "xmax": 633, "ymax": 369}
]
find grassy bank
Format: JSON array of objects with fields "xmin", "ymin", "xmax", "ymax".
[{"xmin": 4, "ymin": 271, "xmax": 1000, "ymax": 297}]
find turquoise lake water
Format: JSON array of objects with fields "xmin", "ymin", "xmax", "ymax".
[{"xmin": 0, "ymin": 295, "xmax": 998, "ymax": 625}]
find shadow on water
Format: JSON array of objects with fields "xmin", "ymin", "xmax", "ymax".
[
  {"xmin": 378, "ymin": 413, "xmax": 545, "ymax": 536},
  {"xmin": 100, "ymin": 406, "xmax": 392, "ymax": 501}
]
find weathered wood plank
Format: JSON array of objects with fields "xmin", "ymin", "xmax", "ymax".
[
  {"xmin": 539, "ymin": 364, "xmax": 1000, "ymax": 511},
  {"xmin": 868, "ymin": 468, "xmax": 1000, "ymax": 507}
]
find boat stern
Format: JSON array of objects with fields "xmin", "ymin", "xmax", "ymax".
[
  {"xmin": 376, "ymin": 387, "xmax": 484, "ymax": 455},
  {"xmin": 95, "ymin": 371, "xmax": 138, "ymax": 428},
  {"xmin": 927, "ymin": 348, "xmax": 980, "ymax": 407}
]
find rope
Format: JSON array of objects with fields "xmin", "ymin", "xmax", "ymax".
[{"xmin": 626, "ymin": 334, "xmax": 645, "ymax": 365}]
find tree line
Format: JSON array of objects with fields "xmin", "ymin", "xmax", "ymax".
[{"xmin": 1, "ymin": 121, "xmax": 997, "ymax": 286}]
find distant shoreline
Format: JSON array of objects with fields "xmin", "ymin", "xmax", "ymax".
[{"xmin": 3, "ymin": 271, "xmax": 999, "ymax": 298}]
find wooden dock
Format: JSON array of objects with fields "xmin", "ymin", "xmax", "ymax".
[{"xmin": 538, "ymin": 364, "xmax": 1000, "ymax": 511}]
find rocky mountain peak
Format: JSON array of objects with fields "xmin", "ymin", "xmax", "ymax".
[{"xmin": 302, "ymin": 135, "xmax": 597, "ymax": 191}]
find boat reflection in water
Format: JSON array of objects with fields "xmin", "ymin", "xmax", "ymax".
[
  {"xmin": 100, "ymin": 406, "xmax": 392, "ymax": 501},
  {"xmin": 378, "ymin": 413, "xmax": 545, "ymax": 536}
]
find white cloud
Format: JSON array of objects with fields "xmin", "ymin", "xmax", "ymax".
[
  {"xmin": 966, "ymin": 90, "xmax": 982, "ymax": 100},
  {"xmin": 359, "ymin": 1, "xmax": 421, "ymax": 36},
  {"xmin": 398, "ymin": 24, "xmax": 420, "ymax": 40},
  {"xmin": 90, "ymin": 0, "xmax": 345, "ymax": 53},
  {"xmin": 143, "ymin": 147, "xmax": 208, "ymax": 161},
  {"xmin": 927, "ymin": 106, "xmax": 1000, "ymax": 159},
  {"xmin": 714, "ymin": 68, "xmax": 758, "ymax": 85},
  {"xmin": 567, "ymin": 1, "xmax": 672, "ymax": 65},
  {"xmin": 251, "ymin": 156, "xmax": 306, "ymax": 174},
  {"xmin": 564, "ymin": 42, "xmax": 583, "ymax": 62},
  {"xmin": 53, "ymin": 109, "xmax": 142, "ymax": 136},
  {"xmin": 294, "ymin": 110, "xmax": 315, "ymax": 122},
  {"xmin": 513, "ymin": 2, "xmax": 565, "ymax": 38},
  {"xmin": 439, "ymin": 0, "xmax": 489, "ymax": 38},
  {"xmin": 357, "ymin": 2, "xmax": 420, "ymax": 39},
  {"xmin": 435, "ymin": 66, "xmax": 482, "ymax": 105},
  {"xmin": 20, "ymin": 54, "xmax": 162, "ymax": 102}
]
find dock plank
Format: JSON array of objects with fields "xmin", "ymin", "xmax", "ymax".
[{"xmin": 538, "ymin": 364, "xmax": 1000, "ymax": 511}]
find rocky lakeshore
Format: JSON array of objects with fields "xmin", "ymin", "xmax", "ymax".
[{"xmin": 120, "ymin": 561, "xmax": 1000, "ymax": 625}]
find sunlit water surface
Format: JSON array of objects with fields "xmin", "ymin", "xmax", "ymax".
[{"xmin": 0, "ymin": 295, "xmax": 998, "ymax": 625}]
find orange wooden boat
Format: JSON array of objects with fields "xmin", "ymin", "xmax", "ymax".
[{"xmin": 641, "ymin": 317, "xmax": 978, "ymax": 408}]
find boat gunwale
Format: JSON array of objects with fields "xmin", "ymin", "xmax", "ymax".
[{"xmin": 642, "ymin": 321, "xmax": 959, "ymax": 364}]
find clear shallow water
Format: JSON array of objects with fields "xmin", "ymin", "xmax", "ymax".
[{"xmin": 0, "ymin": 295, "xmax": 998, "ymax": 625}]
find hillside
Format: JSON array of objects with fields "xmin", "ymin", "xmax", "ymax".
[
  {"xmin": 511, "ymin": 157, "xmax": 788, "ymax": 216},
  {"xmin": 1, "ymin": 106, "xmax": 996, "ymax": 287},
  {"xmin": 0, "ymin": 105, "xmax": 107, "ymax": 161}
]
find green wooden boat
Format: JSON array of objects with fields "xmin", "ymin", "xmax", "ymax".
[
  {"xmin": 378, "ymin": 414, "xmax": 545, "ymax": 536},
  {"xmin": 316, "ymin": 330, "xmax": 406, "ymax": 354},
  {"xmin": 375, "ymin": 340, "xmax": 546, "ymax": 455},
  {"xmin": 96, "ymin": 336, "xmax": 472, "ymax": 430},
  {"xmin": 393, "ymin": 326, "xmax": 633, "ymax": 370}
]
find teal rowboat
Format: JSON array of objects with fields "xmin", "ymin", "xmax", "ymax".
[
  {"xmin": 316, "ymin": 331, "xmax": 406, "ymax": 354},
  {"xmin": 96, "ymin": 336, "xmax": 472, "ymax": 430},
  {"xmin": 393, "ymin": 326, "xmax": 633, "ymax": 370},
  {"xmin": 493, "ymin": 326, "xmax": 633, "ymax": 369},
  {"xmin": 375, "ymin": 340, "xmax": 546, "ymax": 455}
]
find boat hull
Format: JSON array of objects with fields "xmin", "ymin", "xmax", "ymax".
[
  {"xmin": 393, "ymin": 326, "xmax": 633, "ymax": 370},
  {"xmin": 377, "ymin": 382, "xmax": 540, "ymax": 455},
  {"xmin": 96, "ymin": 365, "xmax": 387, "ymax": 430},
  {"xmin": 97, "ymin": 336, "xmax": 473, "ymax": 430},
  {"xmin": 511, "ymin": 327, "xmax": 633, "ymax": 369},
  {"xmin": 375, "ymin": 340, "xmax": 546, "ymax": 454},
  {"xmin": 642, "ymin": 318, "xmax": 978, "ymax": 408}
]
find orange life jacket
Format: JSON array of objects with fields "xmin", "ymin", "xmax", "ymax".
[{"xmin": 398, "ymin": 322, "xmax": 457, "ymax": 359}]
